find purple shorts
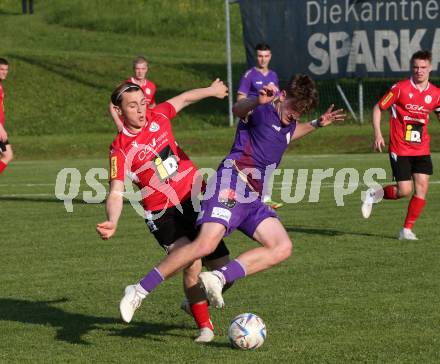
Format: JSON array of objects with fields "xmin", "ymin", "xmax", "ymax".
[{"xmin": 196, "ymin": 166, "xmax": 278, "ymax": 238}]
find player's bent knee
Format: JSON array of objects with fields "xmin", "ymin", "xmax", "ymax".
[
  {"xmin": 265, "ymin": 238, "xmax": 292, "ymax": 266},
  {"xmin": 274, "ymin": 239, "xmax": 292, "ymax": 263},
  {"xmin": 397, "ymin": 184, "xmax": 412, "ymax": 198}
]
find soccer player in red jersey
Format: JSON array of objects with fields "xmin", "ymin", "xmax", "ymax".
[
  {"xmin": 362, "ymin": 50, "xmax": 440, "ymax": 240},
  {"xmin": 0, "ymin": 58, "xmax": 13, "ymax": 176},
  {"xmin": 109, "ymin": 56, "xmax": 157, "ymax": 132},
  {"xmin": 97, "ymin": 79, "xmax": 230, "ymax": 342}
]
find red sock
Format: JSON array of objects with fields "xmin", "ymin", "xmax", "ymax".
[
  {"xmin": 0, "ymin": 161, "xmax": 7, "ymax": 174},
  {"xmin": 404, "ymin": 195, "xmax": 426, "ymax": 229},
  {"xmin": 190, "ymin": 300, "xmax": 213, "ymax": 330},
  {"xmin": 383, "ymin": 185, "xmax": 399, "ymax": 200}
]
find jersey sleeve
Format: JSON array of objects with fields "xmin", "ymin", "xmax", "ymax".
[
  {"xmin": 109, "ymin": 148, "xmax": 126, "ymax": 182},
  {"xmin": 238, "ymin": 70, "xmax": 252, "ymax": 96},
  {"xmin": 272, "ymin": 71, "xmax": 280, "ymax": 89},
  {"xmin": 378, "ymin": 83, "xmax": 400, "ymax": 110},
  {"xmin": 151, "ymin": 102, "xmax": 177, "ymax": 120}
]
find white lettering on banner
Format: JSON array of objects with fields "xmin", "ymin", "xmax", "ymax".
[
  {"xmin": 308, "ymin": 29, "xmax": 440, "ymax": 75},
  {"xmin": 306, "ymin": 0, "xmax": 440, "ymax": 25}
]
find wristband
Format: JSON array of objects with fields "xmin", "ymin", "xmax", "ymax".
[{"xmin": 310, "ymin": 119, "xmax": 321, "ymax": 129}]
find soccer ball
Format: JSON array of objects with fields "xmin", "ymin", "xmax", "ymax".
[{"xmin": 228, "ymin": 313, "xmax": 267, "ymax": 350}]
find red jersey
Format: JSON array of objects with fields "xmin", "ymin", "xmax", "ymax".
[
  {"xmin": 126, "ymin": 77, "xmax": 156, "ymax": 106},
  {"xmin": 0, "ymin": 82, "xmax": 4, "ymax": 126},
  {"xmin": 109, "ymin": 102, "xmax": 198, "ymax": 212},
  {"xmin": 378, "ymin": 78, "xmax": 440, "ymax": 156}
]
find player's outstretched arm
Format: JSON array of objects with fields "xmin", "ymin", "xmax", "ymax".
[
  {"xmin": 292, "ymin": 104, "xmax": 345, "ymax": 141},
  {"xmin": 109, "ymin": 102, "xmax": 124, "ymax": 132},
  {"xmin": 167, "ymin": 78, "xmax": 228, "ymax": 113},
  {"xmin": 372, "ymin": 103, "xmax": 385, "ymax": 152},
  {"xmin": 96, "ymin": 180, "xmax": 124, "ymax": 240},
  {"xmin": 232, "ymin": 85, "xmax": 277, "ymax": 119}
]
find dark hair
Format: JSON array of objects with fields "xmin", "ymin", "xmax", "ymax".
[
  {"xmin": 255, "ymin": 43, "xmax": 271, "ymax": 52},
  {"xmin": 111, "ymin": 82, "xmax": 142, "ymax": 106},
  {"xmin": 411, "ymin": 50, "xmax": 432, "ymax": 64},
  {"xmin": 0, "ymin": 58, "xmax": 8, "ymax": 65},
  {"xmin": 285, "ymin": 74, "xmax": 319, "ymax": 114}
]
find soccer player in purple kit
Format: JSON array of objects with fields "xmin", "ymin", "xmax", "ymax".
[
  {"xmin": 118, "ymin": 74, "xmax": 345, "ymax": 320},
  {"xmin": 237, "ymin": 43, "xmax": 282, "ymax": 209},
  {"xmin": 237, "ymin": 43, "xmax": 279, "ymax": 101}
]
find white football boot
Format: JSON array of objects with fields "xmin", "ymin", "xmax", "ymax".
[
  {"xmin": 194, "ymin": 327, "xmax": 215, "ymax": 343},
  {"xmin": 361, "ymin": 187, "xmax": 377, "ymax": 219},
  {"xmin": 119, "ymin": 284, "xmax": 147, "ymax": 323},
  {"xmin": 399, "ymin": 228, "xmax": 418, "ymax": 241},
  {"xmin": 199, "ymin": 271, "xmax": 225, "ymax": 309}
]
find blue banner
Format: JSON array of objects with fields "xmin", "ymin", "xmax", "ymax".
[{"xmin": 239, "ymin": 0, "xmax": 440, "ymax": 80}]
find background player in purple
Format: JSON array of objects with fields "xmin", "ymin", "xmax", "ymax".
[
  {"xmin": 237, "ymin": 43, "xmax": 279, "ymax": 101},
  {"xmin": 118, "ymin": 74, "xmax": 345, "ymax": 319},
  {"xmin": 237, "ymin": 42, "xmax": 282, "ymax": 209}
]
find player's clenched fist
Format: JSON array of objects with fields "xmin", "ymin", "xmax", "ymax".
[
  {"xmin": 210, "ymin": 78, "xmax": 228, "ymax": 99},
  {"xmin": 96, "ymin": 221, "xmax": 117, "ymax": 240}
]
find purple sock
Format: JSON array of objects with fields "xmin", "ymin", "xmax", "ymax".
[
  {"xmin": 139, "ymin": 267, "xmax": 164, "ymax": 292},
  {"xmin": 216, "ymin": 259, "xmax": 246, "ymax": 283}
]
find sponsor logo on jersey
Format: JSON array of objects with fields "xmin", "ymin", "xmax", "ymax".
[
  {"xmin": 211, "ymin": 207, "xmax": 232, "ymax": 223},
  {"xmin": 405, "ymin": 104, "xmax": 424, "ymax": 111},
  {"xmin": 131, "ymin": 141, "xmax": 139, "ymax": 148},
  {"xmin": 381, "ymin": 92, "xmax": 394, "ymax": 107},
  {"xmin": 256, "ymin": 81, "xmax": 263, "ymax": 85},
  {"xmin": 404, "ymin": 124, "xmax": 422, "ymax": 143},
  {"xmin": 149, "ymin": 121, "xmax": 160, "ymax": 132},
  {"xmin": 219, "ymin": 188, "xmax": 237, "ymax": 208},
  {"xmin": 403, "ymin": 116, "xmax": 425, "ymax": 124},
  {"xmin": 111, "ymin": 156, "xmax": 118, "ymax": 179},
  {"xmin": 145, "ymin": 88, "xmax": 151, "ymax": 95},
  {"xmin": 425, "ymin": 95, "xmax": 432, "ymax": 104}
]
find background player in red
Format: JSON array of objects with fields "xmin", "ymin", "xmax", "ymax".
[
  {"xmin": 362, "ymin": 50, "xmax": 440, "ymax": 240},
  {"xmin": 109, "ymin": 56, "xmax": 156, "ymax": 132},
  {"xmin": 97, "ymin": 79, "xmax": 230, "ymax": 343},
  {"xmin": 0, "ymin": 58, "xmax": 13, "ymax": 176}
]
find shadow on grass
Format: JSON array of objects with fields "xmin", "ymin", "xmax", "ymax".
[
  {"xmin": 285, "ymin": 225, "xmax": 395, "ymax": 239},
  {"xmin": 0, "ymin": 9, "xmax": 22, "ymax": 16},
  {"xmin": 9, "ymin": 54, "xmax": 109, "ymax": 91},
  {"xmin": 0, "ymin": 298, "xmax": 187, "ymax": 345}
]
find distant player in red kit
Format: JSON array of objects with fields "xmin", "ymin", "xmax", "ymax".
[
  {"xmin": 0, "ymin": 58, "xmax": 13, "ymax": 175},
  {"xmin": 362, "ymin": 50, "xmax": 440, "ymax": 240},
  {"xmin": 109, "ymin": 56, "xmax": 157, "ymax": 132}
]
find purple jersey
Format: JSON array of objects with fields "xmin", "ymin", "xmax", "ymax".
[
  {"xmin": 224, "ymin": 103, "xmax": 296, "ymax": 194},
  {"xmin": 238, "ymin": 68, "xmax": 279, "ymax": 98}
]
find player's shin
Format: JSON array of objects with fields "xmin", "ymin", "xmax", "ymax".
[{"xmin": 404, "ymin": 195, "xmax": 426, "ymax": 229}]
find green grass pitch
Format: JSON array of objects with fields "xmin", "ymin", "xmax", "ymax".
[{"xmin": 1, "ymin": 154, "xmax": 440, "ymax": 363}]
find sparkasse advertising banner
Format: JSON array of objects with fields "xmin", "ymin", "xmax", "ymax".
[{"xmin": 239, "ymin": 0, "xmax": 440, "ymax": 80}]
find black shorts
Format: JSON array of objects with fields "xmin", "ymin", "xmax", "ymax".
[
  {"xmin": 389, "ymin": 154, "xmax": 433, "ymax": 181},
  {"xmin": 145, "ymin": 197, "xmax": 230, "ymax": 261},
  {"xmin": 0, "ymin": 140, "xmax": 9, "ymax": 153}
]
